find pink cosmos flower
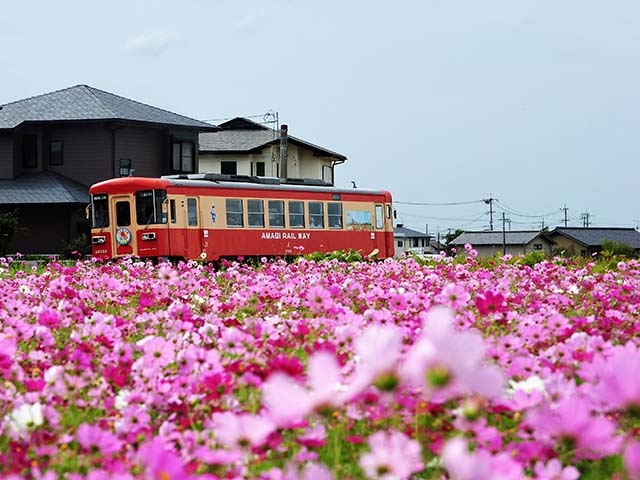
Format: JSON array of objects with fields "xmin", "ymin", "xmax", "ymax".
[
  {"xmin": 533, "ymin": 459, "xmax": 580, "ymax": 480},
  {"xmin": 591, "ymin": 342, "xmax": 640, "ymax": 411},
  {"xmin": 525, "ymin": 396, "xmax": 621, "ymax": 459},
  {"xmin": 474, "ymin": 290, "xmax": 506, "ymax": 315},
  {"xmin": 441, "ymin": 436, "xmax": 524, "ymax": 480},
  {"xmin": 262, "ymin": 350, "xmax": 344, "ymax": 427},
  {"xmin": 76, "ymin": 423, "xmax": 122, "ymax": 457},
  {"xmin": 436, "ymin": 283, "xmax": 471, "ymax": 309},
  {"xmin": 400, "ymin": 307, "xmax": 504, "ymax": 399},
  {"xmin": 138, "ymin": 336, "xmax": 175, "ymax": 368},
  {"xmin": 0, "ymin": 335, "xmax": 16, "ymax": 377},
  {"xmin": 210, "ymin": 411, "xmax": 275, "ymax": 449},
  {"xmin": 305, "ymin": 284, "xmax": 333, "ymax": 312},
  {"xmin": 138, "ymin": 437, "xmax": 190, "ymax": 480},
  {"xmin": 624, "ymin": 440, "xmax": 640, "ymax": 480},
  {"xmin": 358, "ymin": 429, "xmax": 423, "ymax": 480}
]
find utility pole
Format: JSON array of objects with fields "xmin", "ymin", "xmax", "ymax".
[
  {"xmin": 279, "ymin": 124, "xmax": 289, "ymax": 179},
  {"xmin": 540, "ymin": 219, "xmax": 545, "ymax": 230},
  {"xmin": 483, "ymin": 195, "xmax": 495, "ymax": 231},
  {"xmin": 581, "ymin": 211, "xmax": 591, "ymax": 228},
  {"xmin": 502, "ymin": 212, "xmax": 508, "ymax": 254},
  {"xmin": 561, "ymin": 204, "xmax": 569, "ymax": 227}
]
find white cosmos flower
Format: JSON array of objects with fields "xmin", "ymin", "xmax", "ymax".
[
  {"xmin": 7, "ymin": 402, "xmax": 44, "ymax": 435},
  {"xmin": 506, "ymin": 375, "xmax": 546, "ymax": 397},
  {"xmin": 115, "ymin": 389, "xmax": 131, "ymax": 410}
]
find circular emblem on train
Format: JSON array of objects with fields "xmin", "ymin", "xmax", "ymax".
[{"xmin": 115, "ymin": 227, "xmax": 132, "ymax": 246}]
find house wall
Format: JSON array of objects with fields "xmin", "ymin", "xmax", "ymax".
[
  {"xmin": 460, "ymin": 240, "xmax": 553, "ymax": 258},
  {"xmin": 199, "ymin": 144, "xmax": 334, "ymax": 181},
  {"xmin": 6, "ymin": 204, "xmax": 86, "ymax": 254},
  {"xmin": 114, "ymin": 126, "xmax": 165, "ymax": 179},
  {"xmin": 44, "ymin": 124, "xmax": 112, "ymax": 186},
  {"xmin": 549, "ymin": 235, "xmax": 585, "ymax": 256},
  {"xmin": 0, "ymin": 134, "xmax": 13, "ymax": 179}
]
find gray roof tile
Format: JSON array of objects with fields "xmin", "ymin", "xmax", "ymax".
[
  {"xmin": 199, "ymin": 117, "xmax": 346, "ymax": 160},
  {"xmin": 551, "ymin": 227, "xmax": 640, "ymax": 248},
  {"xmin": 451, "ymin": 231, "xmax": 551, "ymax": 246},
  {"xmin": 0, "ymin": 172, "xmax": 89, "ymax": 204},
  {"xmin": 394, "ymin": 226, "xmax": 431, "ymax": 238},
  {"xmin": 0, "ymin": 85, "xmax": 215, "ymax": 130}
]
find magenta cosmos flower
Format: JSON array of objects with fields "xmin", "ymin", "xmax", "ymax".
[
  {"xmin": 76, "ymin": 423, "xmax": 122, "ymax": 457},
  {"xmin": 358, "ymin": 429, "xmax": 423, "ymax": 480},
  {"xmin": 137, "ymin": 438, "xmax": 190, "ymax": 480}
]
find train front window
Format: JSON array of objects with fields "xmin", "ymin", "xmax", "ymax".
[
  {"xmin": 375, "ymin": 205, "xmax": 384, "ymax": 229},
  {"xmin": 136, "ymin": 190, "xmax": 168, "ymax": 225},
  {"xmin": 91, "ymin": 194, "xmax": 109, "ymax": 228},
  {"xmin": 116, "ymin": 201, "xmax": 131, "ymax": 227}
]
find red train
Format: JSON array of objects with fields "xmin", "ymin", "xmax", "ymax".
[{"xmin": 88, "ymin": 174, "xmax": 395, "ymax": 261}]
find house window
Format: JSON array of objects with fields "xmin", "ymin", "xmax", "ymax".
[
  {"xmin": 533, "ymin": 243, "xmax": 543, "ymax": 251},
  {"xmin": 119, "ymin": 159, "xmax": 132, "ymax": 177},
  {"xmin": 252, "ymin": 161, "xmax": 266, "ymax": 176},
  {"xmin": 221, "ymin": 161, "xmax": 237, "ymax": 175},
  {"xmin": 23, "ymin": 134, "xmax": 38, "ymax": 168},
  {"xmin": 171, "ymin": 141, "xmax": 194, "ymax": 173},
  {"xmin": 49, "ymin": 141, "xmax": 63, "ymax": 166},
  {"xmin": 397, "ymin": 240, "xmax": 403, "ymax": 247},
  {"xmin": 322, "ymin": 165, "xmax": 333, "ymax": 184}
]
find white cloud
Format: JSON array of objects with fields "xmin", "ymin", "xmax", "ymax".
[{"xmin": 125, "ymin": 30, "xmax": 182, "ymax": 56}]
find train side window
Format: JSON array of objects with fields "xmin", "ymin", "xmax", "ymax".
[
  {"xmin": 226, "ymin": 199, "xmax": 244, "ymax": 227},
  {"xmin": 289, "ymin": 201, "xmax": 305, "ymax": 228},
  {"xmin": 309, "ymin": 202, "xmax": 324, "ymax": 228},
  {"xmin": 187, "ymin": 198, "xmax": 198, "ymax": 226},
  {"xmin": 116, "ymin": 201, "xmax": 131, "ymax": 227},
  {"xmin": 170, "ymin": 199, "xmax": 176, "ymax": 224},
  {"xmin": 268, "ymin": 200, "xmax": 285, "ymax": 228},
  {"xmin": 327, "ymin": 202, "xmax": 343, "ymax": 229},
  {"xmin": 247, "ymin": 199, "xmax": 265, "ymax": 227},
  {"xmin": 375, "ymin": 205, "xmax": 384, "ymax": 229},
  {"xmin": 386, "ymin": 204, "xmax": 392, "ymax": 219}
]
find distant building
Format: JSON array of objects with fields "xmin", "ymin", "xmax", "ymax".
[
  {"xmin": 548, "ymin": 227, "xmax": 640, "ymax": 256},
  {"xmin": 199, "ymin": 117, "xmax": 346, "ymax": 184},
  {"xmin": 393, "ymin": 224, "xmax": 434, "ymax": 257},
  {"xmin": 449, "ymin": 230, "xmax": 555, "ymax": 258}
]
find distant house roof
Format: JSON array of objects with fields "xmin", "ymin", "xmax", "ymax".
[
  {"xmin": 0, "ymin": 172, "xmax": 89, "ymax": 204},
  {"xmin": 199, "ymin": 117, "xmax": 347, "ymax": 161},
  {"xmin": 394, "ymin": 225, "xmax": 431, "ymax": 239},
  {"xmin": 450, "ymin": 230, "xmax": 554, "ymax": 246},
  {"xmin": 0, "ymin": 85, "xmax": 216, "ymax": 131},
  {"xmin": 550, "ymin": 227, "xmax": 640, "ymax": 249}
]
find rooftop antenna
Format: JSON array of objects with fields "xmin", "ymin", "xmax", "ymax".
[{"xmin": 351, "ymin": 181, "xmax": 357, "ymax": 188}]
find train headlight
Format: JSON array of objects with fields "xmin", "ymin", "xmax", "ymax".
[
  {"xmin": 92, "ymin": 236, "xmax": 106, "ymax": 244},
  {"xmin": 141, "ymin": 232, "xmax": 156, "ymax": 241}
]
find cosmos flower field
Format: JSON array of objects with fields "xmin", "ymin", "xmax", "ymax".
[{"xmin": 0, "ymin": 251, "xmax": 639, "ymax": 479}]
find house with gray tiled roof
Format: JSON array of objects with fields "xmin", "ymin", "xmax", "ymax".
[
  {"xmin": 393, "ymin": 224, "xmax": 436, "ymax": 257},
  {"xmin": 0, "ymin": 85, "xmax": 215, "ymax": 253},
  {"xmin": 199, "ymin": 117, "xmax": 346, "ymax": 184},
  {"xmin": 449, "ymin": 230, "xmax": 555, "ymax": 258},
  {"xmin": 549, "ymin": 227, "xmax": 640, "ymax": 256}
]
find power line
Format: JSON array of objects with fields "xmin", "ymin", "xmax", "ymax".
[{"xmin": 395, "ymin": 199, "xmax": 485, "ymax": 206}]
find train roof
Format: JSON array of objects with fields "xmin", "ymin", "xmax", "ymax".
[{"xmin": 90, "ymin": 174, "xmax": 391, "ymax": 197}]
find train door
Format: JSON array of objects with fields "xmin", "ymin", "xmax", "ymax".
[
  {"xmin": 374, "ymin": 204, "xmax": 386, "ymax": 256},
  {"xmin": 184, "ymin": 197, "xmax": 203, "ymax": 259},
  {"xmin": 111, "ymin": 195, "xmax": 137, "ymax": 257}
]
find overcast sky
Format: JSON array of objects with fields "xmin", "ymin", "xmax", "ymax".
[{"xmin": 2, "ymin": 0, "xmax": 638, "ymax": 235}]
